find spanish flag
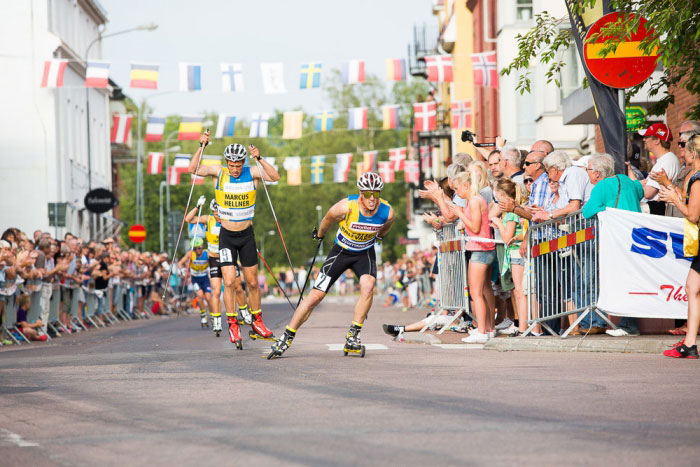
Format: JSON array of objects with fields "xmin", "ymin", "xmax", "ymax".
[
  {"xmin": 130, "ymin": 63, "xmax": 159, "ymax": 89},
  {"xmin": 178, "ymin": 116, "xmax": 203, "ymax": 141}
]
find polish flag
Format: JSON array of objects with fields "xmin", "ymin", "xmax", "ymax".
[
  {"xmin": 348, "ymin": 107, "xmax": 368, "ymax": 130},
  {"xmin": 110, "ymin": 114, "xmax": 133, "ymax": 144},
  {"xmin": 424, "ymin": 55, "xmax": 453, "ymax": 82},
  {"xmin": 389, "ymin": 147, "xmax": 407, "ymax": 172},
  {"xmin": 342, "ymin": 60, "xmax": 365, "ymax": 84},
  {"xmin": 41, "ymin": 59, "xmax": 68, "ymax": 88},
  {"xmin": 147, "ymin": 152, "xmax": 164, "ymax": 174},
  {"xmin": 413, "ymin": 102, "xmax": 437, "ymax": 132},
  {"xmin": 404, "ymin": 160, "xmax": 420, "ymax": 184},
  {"xmin": 378, "ymin": 161, "xmax": 395, "ymax": 183},
  {"xmin": 85, "ymin": 61, "xmax": 110, "ymax": 88}
]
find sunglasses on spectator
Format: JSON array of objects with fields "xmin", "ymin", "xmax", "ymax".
[
  {"xmin": 524, "ymin": 178, "xmax": 534, "ymax": 184},
  {"xmin": 679, "ymin": 141, "xmax": 687, "ymax": 148},
  {"xmin": 523, "ymin": 161, "xmax": 538, "ymax": 167},
  {"xmin": 361, "ymin": 191, "xmax": 381, "ymax": 199}
]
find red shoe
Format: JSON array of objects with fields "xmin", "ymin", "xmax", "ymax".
[
  {"xmin": 228, "ymin": 319, "xmax": 241, "ymax": 343},
  {"xmin": 663, "ymin": 343, "xmax": 699, "ymax": 359},
  {"xmin": 251, "ymin": 312, "xmax": 273, "ymax": 338},
  {"xmin": 38, "ymin": 334, "xmax": 48, "ymax": 342}
]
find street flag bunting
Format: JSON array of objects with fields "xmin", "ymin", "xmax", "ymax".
[
  {"xmin": 471, "ymin": 51, "xmax": 498, "ymax": 88},
  {"xmin": 300, "ymin": 62, "xmax": 322, "ymax": 89},
  {"xmin": 263, "ymin": 157, "xmax": 279, "ymax": 185},
  {"xmin": 389, "ymin": 147, "xmax": 407, "ymax": 171},
  {"xmin": 420, "ymin": 145, "xmax": 433, "ymax": 176},
  {"xmin": 201, "ymin": 155, "xmax": 221, "ymax": 167},
  {"xmin": 167, "ymin": 166, "xmax": 182, "ymax": 185},
  {"xmin": 190, "ymin": 174, "xmax": 204, "ymax": 185},
  {"xmin": 348, "ymin": 107, "xmax": 368, "ymax": 130},
  {"xmin": 250, "ymin": 113, "xmax": 270, "ymax": 137},
  {"xmin": 342, "ymin": 59, "xmax": 365, "ymax": 84},
  {"xmin": 173, "ymin": 154, "xmax": 190, "ymax": 169},
  {"xmin": 283, "ymin": 111, "xmax": 304, "ymax": 139},
  {"xmin": 315, "ymin": 111, "xmax": 334, "ymax": 132},
  {"xmin": 404, "ymin": 160, "xmax": 420, "ymax": 184},
  {"xmin": 385, "ymin": 58, "xmax": 406, "ymax": 81},
  {"xmin": 260, "ymin": 63, "xmax": 286, "ymax": 94},
  {"xmin": 425, "ymin": 55, "xmax": 453, "ymax": 82},
  {"xmin": 130, "ymin": 63, "xmax": 159, "ymax": 89},
  {"xmin": 413, "ymin": 102, "xmax": 437, "ymax": 132},
  {"xmin": 311, "ymin": 156, "xmax": 326, "ymax": 184},
  {"xmin": 283, "ymin": 156, "xmax": 302, "ymax": 186},
  {"xmin": 451, "ymin": 99, "xmax": 472, "ymax": 129},
  {"xmin": 147, "ymin": 152, "xmax": 164, "ymax": 174},
  {"xmin": 334, "ymin": 153, "xmax": 353, "ymax": 182},
  {"xmin": 382, "ymin": 105, "xmax": 400, "ymax": 130},
  {"xmin": 356, "ymin": 162, "xmax": 367, "ymax": 180},
  {"xmin": 220, "ymin": 63, "xmax": 244, "ymax": 92},
  {"xmin": 110, "ymin": 114, "xmax": 132, "ymax": 144},
  {"xmin": 178, "ymin": 116, "xmax": 203, "ymax": 140},
  {"xmin": 363, "ymin": 151, "xmax": 377, "ymax": 172},
  {"xmin": 145, "ymin": 116, "xmax": 165, "ymax": 142},
  {"xmin": 215, "ymin": 114, "xmax": 236, "ymax": 138},
  {"xmin": 41, "ymin": 59, "xmax": 68, "ymax": 88},
  {"xmin": 179, "ymin": 63, "xmax": 202, "ymax": 91},
  {"xmin": 85, "ymin": 61, "xmax": 110, "ymax": 88},
  {"xmin": 378, "ymin": 161, "xmax": 395, "ymax": 183}
]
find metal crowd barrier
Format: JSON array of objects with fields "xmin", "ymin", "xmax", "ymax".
[{"xmin": 524, "ymin": 209, "xmax": 616, "ymax": 337}]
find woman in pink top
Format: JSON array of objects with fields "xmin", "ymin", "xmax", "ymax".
[{"xmin": 449, "ymin": 169, "xmax": 496, "ymax": 343}]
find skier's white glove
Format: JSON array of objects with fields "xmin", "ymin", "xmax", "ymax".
[{"xmin": 196, "ymin": 195, "xmax": 206, "ymax": 207}]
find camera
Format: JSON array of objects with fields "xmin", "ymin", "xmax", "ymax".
[{"xmin": 460, "ymin": 130, "xmax": 495, "ymax": 148}]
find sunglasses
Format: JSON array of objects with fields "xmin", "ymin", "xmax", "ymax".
[
  {"xmin": 524, "ymin": 179, "xmax": 534, "ymax": 184},
  {"xmin": 679, "ymin": 141, "xmax": 687, "ymax": 148},
  {"xmin": 523, "ymin": 161, "xmax": 538, "ymax": 167},
  {"xmin": 361, "ymin": 191, "xmax": 381, "ymax": 199}
]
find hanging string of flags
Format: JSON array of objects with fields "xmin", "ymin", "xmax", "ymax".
[{"xmin": 39, "ymin": 53, "xmax": 497, "ymax": 90}]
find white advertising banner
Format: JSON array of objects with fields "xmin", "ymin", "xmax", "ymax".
[{"xmin": 597, "ymin": 208, "xmax": 689, "ymax": 319}]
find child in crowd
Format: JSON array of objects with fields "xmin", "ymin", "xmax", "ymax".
[{"xmin": 15, "ymin": 294, "xmax": 48, "ymax": 341}]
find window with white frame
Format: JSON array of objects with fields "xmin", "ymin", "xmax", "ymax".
[{"xmin": 517, "ymin": 0, "xmax": 533, "ymax": 21}]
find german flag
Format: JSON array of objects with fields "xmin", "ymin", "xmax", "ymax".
[
  {"xmin": 130, "ymin": 63, "xmax": 159, "ymax": 89},
  {"xmin": 178, "ymin": 116, "xmax": 203, "ymax": 140}
]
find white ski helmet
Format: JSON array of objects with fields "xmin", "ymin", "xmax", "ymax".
[
  {"xmin": 357, "ymin": 172, "xmax": 384, "ymax": 191},
  {"xmin": 223, "ymin": 143, "xmax": 247, "ymax": 162}
]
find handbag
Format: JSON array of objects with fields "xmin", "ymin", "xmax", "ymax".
[{"xmin": 683, "ymin": 171, "xmax": 700, "ymax": 257}]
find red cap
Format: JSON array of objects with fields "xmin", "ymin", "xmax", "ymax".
[{"xmin": 638, "ymin": 123, "xmax": 672, "ymax": 142}]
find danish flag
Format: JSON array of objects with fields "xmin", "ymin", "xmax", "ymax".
[
  {"xmin": 424, "ymin": 55, "xmax": 453, "ymax": 82},
  {"xmin": 404, "ymin": 160, "xmax": 420, "ymax": 184},
  {"xmin": 378, "ymin": 161, "xmax": 395, "ymax": 183},
  {"xmin": 451, "ymin": 100, "xmax": 472, "ymax": 129},
  {"xmin": 413, "ymin": 102, "xmax": 437, "ymax": 132},
  {"xmin": 389, "ymin": 147, "xmax": 407, "ymax": 171},
  {"xmin": 471, "ymin": 51, "xmax": 498, "ymax": 88}
]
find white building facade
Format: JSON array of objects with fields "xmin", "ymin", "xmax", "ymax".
[{"xmin": 0, "ymin": 0, "xmax": 113, "ymax": 238}]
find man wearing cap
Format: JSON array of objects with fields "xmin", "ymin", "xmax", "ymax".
[{"xmin": 632, "ymin": 123, "xmax": 681, "ymax": 215}]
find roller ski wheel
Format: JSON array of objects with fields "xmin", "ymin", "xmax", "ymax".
[
  {"xmin": 343, "ymin": 345, "xmax": 366, "ymax": 357},
  {"xmin": 235, "ymin": 340, "xmax": 243, "ymax": 350},
  {"xmin": 215, "ymin": 330, "xmax": 221, "ymax": 337},
  {"xmin": 248, "ymin": 330, "xmax": 276, "ymax": 342}
]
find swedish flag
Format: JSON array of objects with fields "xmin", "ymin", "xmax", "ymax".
[
  {"xmin": 311, "ymin": 155, "xmax": 325, "ymax": 184},
  {"xmin": 314, "ymin": 111, "xmax": 334, "ymax": 132},
  {"xmin": 300, "ymin": 62, "xmax": 322, "ymax": 89}
]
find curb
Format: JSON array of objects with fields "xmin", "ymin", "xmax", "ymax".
[{"xmin": 400, "ymin": 332, "xmax": 442, "ymax": 345}]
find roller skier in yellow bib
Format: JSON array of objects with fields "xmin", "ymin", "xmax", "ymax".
[{"xmin": 268, "ymin": 172, "xmax": 395, "ymax": 359}]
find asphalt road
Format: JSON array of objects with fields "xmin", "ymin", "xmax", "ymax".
[{"xmin": 2, "ymin": 298, "xmax": 700, "ymax": 466}]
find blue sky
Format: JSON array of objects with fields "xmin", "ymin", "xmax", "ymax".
[{"xmin": 99, "ymin": 0, "xmax": 433, "ymax": 118}]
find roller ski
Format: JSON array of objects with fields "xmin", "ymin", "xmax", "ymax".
[
  {"xmin": 200, "ymin": 312, "xmax": 209, "ymax": 328},
  {"xmin": 227, "ymin": 316, "xmax": 243, "ymax": 350},
  {"xmin": 212, "ymin": 315, "xmax": 222, "ymax": 337},
  {"xmin": 267, "ymin": 327, "xmax": 295, "ymax": 359},
  {"xmin": 343, "ymin": 323, "xmax": 366, "ymax": 357},
  {"xmin": 248, "ymin": 310, "xmax": 274, "ymax": 341},
  {"xmin": 236, "ymin": 306, "xmax": 253, "ymax": 326}
]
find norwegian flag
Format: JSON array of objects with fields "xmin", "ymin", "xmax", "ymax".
[
  {"xmin": 424, "ymin": 55, "xmax": 453, "ymax": 82},
  {"xmin": 471, "ymin": 51, "xmax": 498, "ymax": 88},
  {"xmin": 110, "ymin": 114, "xmax": 132, "ymax": 144},
  {"xmin": 404, "ymin": 160, "xmax": 420, "ymax": 184},
  {"xmin": 451, "ymin": 100, "xmax": 472, "ymax": 129},
  {"xmin": 413, "ymin": 102, "xmax": 437, "ymax": 132},
  {"xmin": 389, "ymin": 147, "xmax": 407, "ymax": 171},
  {"xmin": 41, "ymin": 59, "xmax": 68, "ymax": 88},
  {"xmin": 145, "ymin": 116, "xmax": 165, "ymax": 142},
  {"xmin": 378, "ymin": 161, "xmax": 395, "ymax": 183},
  {"xmin": 147, "ymin": 152, "xmax": 164, "ymax": 174},
  {"xmin": 334, "ymin": 153, "xmax": 353, "ymax": 182}
]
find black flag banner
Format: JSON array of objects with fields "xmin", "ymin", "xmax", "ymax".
[{"xmin": 565, "ymin": 0, "xmax": 627, "ymax": 174}]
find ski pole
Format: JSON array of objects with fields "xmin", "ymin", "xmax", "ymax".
[
  {"xmin": 295, "ymin": 228, "xmax": 322, "ymax": 309},
  {"xmin": 175, "ymin": 201, "xmax": 204, "ymax": 319},
  {"xmin": 163, "ymin": 130, "xmax": 210, "ymax": 301},
  {"xmin": 253, "ymin": 153, "xmax": 302, "ymax": 296},
  {"xmin": 257, "ymin": 249, "xmax": 296, "ymax": 312}
]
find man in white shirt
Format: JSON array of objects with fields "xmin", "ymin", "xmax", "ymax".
[{"xmin": 633, "ymin": 123, "xmax": 681, "ymax": 215}]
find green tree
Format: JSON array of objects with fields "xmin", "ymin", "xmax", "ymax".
[{"xmin": 501, "ymin": 0, "xmax": 700, "ymax": 118}]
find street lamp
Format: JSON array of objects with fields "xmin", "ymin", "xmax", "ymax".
[
  {"xmin": 260, "ymin": 229, "xmax": 276, "ymax": 260},
  {"xmin": 316, "ymin": 205, "xmax": 323, "ymax": 257},
  {"xmin": 84, "ymin": 23, "xmax": 157, "ymax": 239}
]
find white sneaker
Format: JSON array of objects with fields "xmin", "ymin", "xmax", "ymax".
[
  {"xmin": 487, "ymin": 331, "xmax": 496, "ymax": 338},
  {"xmin": 461, "ymin": 331, "xmax": 489, "ymax": 344},
  {"xmin": 495, "ymin": 318, "xmax": 514, "ymax": 331},
  {"xmin": 606, "ymin": 328, "xmax": 638, "ymax": 337},
  {"xmin": 498, "ymin": 323, "xmax": 518, "ymax": 335}
]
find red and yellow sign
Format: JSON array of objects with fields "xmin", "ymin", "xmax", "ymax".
[
  {"xmin": 584, "ymin": 12, "xmax": 658, "ymax": 89},
  {"xmin": 128, "ymin": 224, "xmax": 147, "ymax": 243},
  {"xmin": 532, "ymin": 227, "xmax": 595, "ymax": 258}
]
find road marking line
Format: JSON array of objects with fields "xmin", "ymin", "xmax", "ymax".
[
  {"xmin": 432, "ymin": 343, "xmax": 484, "ymax": 350},
  {"xmin": 0, "ymin": 429, "xmax": 40, "ymax": 447},
  {"xmin": 326, "ymin": 344, "xmax": 388, "ymax": 351}
]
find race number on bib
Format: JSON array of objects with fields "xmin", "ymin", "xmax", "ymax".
[
  {"xmin": 314, "ymin": 273, "xmax": 332, "ymax": 292},
  {"xmin": 220, "ymin": 248, "xmax": 233, "ymax": 263}
]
